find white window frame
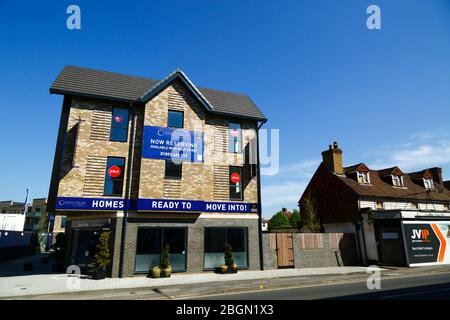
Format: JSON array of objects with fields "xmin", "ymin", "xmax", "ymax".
[
  {"xmin": 357, "ymin": 172, "xmax": 370, "ymax": 184},
  {"xmin": 392, "ymin": 175, "xmax": 404, "ymax": 187},
  {"xmin": 424, "ymin": 178, "xmax": 435, "ymax": 190}
]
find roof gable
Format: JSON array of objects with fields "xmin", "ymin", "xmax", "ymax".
[
  {"xmin": 49, "ymin": 65, "xmax": 267, "ymax": 122},
  {"xmin": 345, "ymin": 163, "xmax": 370, "ymax": 173},
  {"xmin": 377, "ymin": 166, "xmax": 404, "ymax": 177},
  {"xmin": 139, "ymin": 69, "xmax": 214, "ymax": 113}
]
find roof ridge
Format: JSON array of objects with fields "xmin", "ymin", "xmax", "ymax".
[{"xmin": 64, "ymin": 65, "xmax": 251, "ymax": 98}]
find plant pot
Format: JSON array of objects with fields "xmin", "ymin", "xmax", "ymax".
[
  {"xmin": 161, "ymin": 266, "xmax": 172, "ymax": 278},
  {"xmin": 41, "ymin": 257, "xmax": 49, "ymax": 264},
  {"xmin": 92, "ymin": 269, "xmax": 106, "ymax": 280},
  {"xmin": 149, "ymin": 266, "xmax": 161, "ymax": 278},
  {"xmin": 214, "ymin": 265, "xmax": 238, "ymax": 274},
  {"xmin": 23, "ymin": 263, "xmax": 33, "ymax": 271}
]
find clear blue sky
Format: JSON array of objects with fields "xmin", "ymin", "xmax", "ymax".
[{"xmin": 0, "ymin": 1, "xmax": 449, "ymax": 217}]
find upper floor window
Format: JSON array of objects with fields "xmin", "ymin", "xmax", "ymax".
[
  {"xmin": 168, "ymin": 110, "xmax": 184, "ymax": 128},
  {"xmin": 165, "ymin": 160, "xmax": 182, "ymax": 179},
  {"xmin": 110, "ymin": 107, "xmax": 129, "ymax": 142},
  {"xmin": 392, "ymin": 175, "xmax": 404, "ymax": 187},
  {"xmin": 424, "ymin": 178, "xmax": 435, "ymax": 190},
  {"xmin": 229, "ymin": 122, "xmax": 242, "ymax": 153},
  {"xmin": 104, "ymin": 157, "xmax": 125, "ymax": 196},
  {"xmin": 376, "ymin": 201, "xmax": 383, "ymax": 210},
  {"xmin": 229, "ymin": 166, "xmax": 243, "ymax": 200},
  {"xmin": 357, "ymin": 172, "xmax": 370, "ymax": 184}
]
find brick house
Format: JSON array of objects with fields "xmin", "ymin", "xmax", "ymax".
[
  {"xmin": 299, "ymin": 142, "xmax": 450, "ymax": 267},
  {"xmin": 47, "ymin": 66, "xmax": 267, "ymax": 277}
]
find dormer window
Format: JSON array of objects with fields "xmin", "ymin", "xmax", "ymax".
[
  {"xmin": 424, "ymin": 178, "xmax": 434, "ymax": 190},
  {"xmin": 357, "ymin": 172, "xmax": 370, "ymax": 184},
  {"xmin": 392, "ymin": 175, "xmax": 404, "ymax": 187}
]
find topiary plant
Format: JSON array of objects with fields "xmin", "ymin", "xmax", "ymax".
[
  {"xmin": 94, "ymin": 231, "xmax": 111, "ymax": 271},
  {"xmin": 224, "ymin": 244, "xmax": 234, "ymax": 267},
  {"xmin": 160, "ymin": 244, "xmax": 171, "ymax": 269}
]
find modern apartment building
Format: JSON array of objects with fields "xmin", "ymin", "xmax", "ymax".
[{"xmin": 47, "ymin": 66, "xmax": 267, "ymax": 277}]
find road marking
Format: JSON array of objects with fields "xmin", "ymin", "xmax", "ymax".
[{"xmin": 175, "ymin": 270, "xmax": 450, "ymax": 300}]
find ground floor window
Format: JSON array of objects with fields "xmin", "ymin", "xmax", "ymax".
[
  {"xmin": 204, "ymin": 227, "xmax": 248, "ymax": 269},
  {"xmin": 135, "ymin": 227, "xmax": 187, "ymax": 273}
]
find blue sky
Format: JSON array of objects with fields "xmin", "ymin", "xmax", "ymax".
[{"xmin": 0, "ymin": 1, "xmax": 449, "ymax": 218}]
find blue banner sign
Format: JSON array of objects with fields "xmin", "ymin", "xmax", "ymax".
[
  {"xmin": 136, "ymin": 199, "xmax": 258, "ymax": 213},
  {"xmin": 55, "ymin": 197, "xmax": 258, "ymax": 214},
  {"xmin": 142, "ymin": 126, "xmax": 204, "ymax": 163},
  {"xmin": 56, "ymin": 197, "xmax": 128, "ymax": 211}
]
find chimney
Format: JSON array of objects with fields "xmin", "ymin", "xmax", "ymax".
[
  {"xmin": 428, "ymin": 167, "xmax": 443, "ymax": 185},
  {"xmin": 321, "ymin": 141, "xmax": 344, "ymax": 175}
]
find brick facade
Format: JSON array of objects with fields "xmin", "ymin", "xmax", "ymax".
[{"xmin": 51, "ymin": 76, "xmax": 263, "ymax": 277}]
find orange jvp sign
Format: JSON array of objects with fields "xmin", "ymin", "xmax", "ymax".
[{"xmin": 431, "ymin": 224, "xmax": 446, "ymax": 262}]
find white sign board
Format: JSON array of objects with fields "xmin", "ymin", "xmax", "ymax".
[{"xmin": 0, "ymin": 214, "xmax": 25, "ymax": 231}]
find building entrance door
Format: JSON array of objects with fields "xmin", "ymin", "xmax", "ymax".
[
  {"xmin": 71, "ymin": 229, "xmax": 101, "ymax": 274},
  {"xmin": 375, "ymin": 220, "xmax": 406, "ymax": 266},
  {"xmin": 276, "ymin": 233, "xmax": 294, "ymax": 268}
]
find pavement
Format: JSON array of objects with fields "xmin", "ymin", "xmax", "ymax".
[
  {"xmin": 2, "ymin": 254, "xmax": 450, "ymax": 300},
  {"xmin": 0, "ymin": 254, "xmax": 370, "ymax": 299}
]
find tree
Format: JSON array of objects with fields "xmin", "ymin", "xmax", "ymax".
[
  {"xmin": 290, "ymin": 209, "xmax": 301, "ymax": 228},
  {"xmin": 268, "ymin": 211, "xmax": 291, "ymax": 230},
  {"xmin": 224, "ymin": 244, "xmax": 234, "ymax": 267},
  {"xmin": 302, "ymin": 194, "xmax": 321, "ymax": 233},
  {"xmin": 94, "ymin": 231, "xmax": 111, "ymax": 271}
]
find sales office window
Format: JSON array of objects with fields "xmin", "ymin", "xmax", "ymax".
[
  {"xmin": 168, "ymin": 110, "xmax": 184, "ymax": 128},
  {"xmin": 229, "ymin": 167, "xmax": 243, "ymax": 201},
  {"xmin": 204, "ymin": 228, "xmax": 248, "ymax": 269},
  {"xmin": 104, "ymin": 157, "xmax": 125, "ymax": 196},
  {"xmin": 165, "ymin": 160, "xmax": 182, "ymax": 179},
  {"xmin": 110, "ymin": 107, "xmax": 129, "ymax": 142},
  {"xmin": 135, "ymin": 228, "xmax": 187, "ymax": 272},
  {"xmin": 229, "ymin": 122, "xmax": 242, "ymax": 153}
]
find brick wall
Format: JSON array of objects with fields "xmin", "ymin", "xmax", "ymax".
[{"xmin": 262, "ymin": 233, "xmax": 358, "ymax": 269}]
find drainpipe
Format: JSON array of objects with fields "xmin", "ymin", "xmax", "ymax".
[
  {"xmin": 256, "ymin": 119, "xmax": 267, "ymax": 271},
  {"xmin": 118, "ymin": 103, "xmax": 136, "ymax": 278}
]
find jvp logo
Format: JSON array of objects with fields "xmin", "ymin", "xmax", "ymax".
[{"xmin": 411, "ymin": 228, "xmax": 430, "ymax": 240}]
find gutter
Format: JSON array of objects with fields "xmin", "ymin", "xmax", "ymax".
[{"xmin": 256, "ymin": 119, "xmax": 267, "ymax": 270}]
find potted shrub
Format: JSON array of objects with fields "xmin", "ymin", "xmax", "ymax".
[
  {"xmin": 93, "ymin": 231, "xmax": 110, "ymax": 280},
  {"xmin": 160, "ymin": 244, "xmax": 172, "ymax": 278},
  {"xmin": 149, "ymin": 265, "xmax": 161, "ymax": 278},
  {"xmin": 50, "ymin": 233, "xmax": 66, "ymax": 272},
  {"xmin": 215, "ymin": 244, "xmax": 238, "ymax": 274}
]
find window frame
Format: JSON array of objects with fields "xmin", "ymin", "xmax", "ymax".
[
  {"xmin": 164, "ymin": 160, "xmax": 183, "ymax": 180},
  {"xmin": 203, "ymin": 227, "xmax": 249, "ymax": 270},
  {"xmin": 392, "ymin": 175, "xmax": 404, "ymax": 187},
  {"xmin": 357, "ymin": 171, "xmax": 370, "ymax": 184},
  {"xmin": 229, "ymin": 166, "xmax": 244, "ymax": 201},
  {"xmin": 228, "ymin": 122, "xmax": 242, "ymax": 154},
  {"xmin": 134, "ymin": 227, "xmax": 188, "ymax": 273},
  {"xmin": 103, "ymin": 156, "xmax": 126, "ymax": 197},
  {"xmin": 167, "ymin": 110, "xmax": 184, "ymax": 128},
  {"xmin": 109, "ymin": 107, "xmax": 130, "ymax": 142},
  {"xmin": 424, "ymin": 178, "xmax": 435, "ymax": 190}
]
